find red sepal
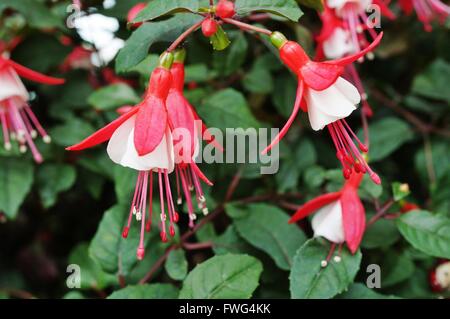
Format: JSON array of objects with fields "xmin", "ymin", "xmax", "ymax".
[
  {"xmin": 134, "ymin": 96, "xmax": 168, "ymax": 156},
  {"xmin": 6, "ymin": 59, "xmax": 65, "ymax": 85},
  {"xmin": 300, "ymin": 62, "xmax": 342, "ymax": 91},
  {"xmin": 328, "ymin": 32, "xmax": 383, "ymax": 67},
  {"xmin": 341, "ymin": 186, "xmax": 365, "ymax": 254},
  {"xmin": 289, "ymin": 192, "xmax": 342, "ymax": 224},
  {"xmin": 67, "ymin": 107, "xmax": 139, "ymax": 151},
  {"xmin": 262, "ymin": 80, "xmax": 304, "ymax": 154},
  {"xmin": 191, "ymin": 162, "xmax": 213, "ymax": 186}
]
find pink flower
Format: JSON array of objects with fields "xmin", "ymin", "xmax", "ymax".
[
  {"xmin": 399, "ymin": 0, "xmax": 450, "ymax": 31},
  {"xmin": 266, "ymin": 32, "xmax": 382, "ymax": 184},
  {"xmin": 0, "ymin": 53, "xmax": 65, "ymax": 163},
  {"xmin": 289, "ymin": 172, "xmax": 366, "ymax": 255},
  {"xmin": 67, "ymin": 52, "xmax": 215, "ymax": 260}
]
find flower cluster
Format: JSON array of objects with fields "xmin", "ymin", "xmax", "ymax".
[
  {"xmin": 0, "ymin": 45, "xmax": 64, "ymax": 163},
  {"xmin": 68, "ymin": 50, "xmax": 218, "ymax": 259}
]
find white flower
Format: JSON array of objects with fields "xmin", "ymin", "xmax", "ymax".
[
  {"xmin": 107, "ymin": 115, "xmax": 175, "ymax": 172},
  {"xmin": 0, "ymin": 67, "xmax": 29, "ymax": 102},
  {"xmin": 323, "ymin": 27, "xmax": 357, "ymax": 59},
  {"xmin": 311, "ymin": 200, "xmax": 345, "ymax": 243},
  {"xmin": 306, "ymin": 77, "xmax": 360, "ymax": 131},
  {"xmin": 327, "ymin": 0, "xmax": 372, "ymax": 15}
]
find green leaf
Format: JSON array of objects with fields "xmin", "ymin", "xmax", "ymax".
[
  {"xmin": 243, "ymin": 67, "xmax": 273, "ymax": 94},
  {"xmin": 179, "ymin": 254, "xmax": 263, "ymax": 298},
  {"xmin": 338, "ymin": 283, "xmax": 400, "ymax": 299},
  {"xmin": 213, "ymin": 31, "xmax": 247, "ymax": 75},
  {"xmin": 392, "ymin": 182, "xmax": 411, "ymax": 201},
  {"xmin": 0, "ymin": 157, "xmax": 34, "ymax": 219},
  {"xmin": 134, "ymin": 0, "xmax": 206, "ymax": 22},
  {"xmin": 198, "ymin": 89, "xmax": 261, "ymax": 131},
  {"xmin": 49, "ymin": 118, "xmax": 95, "ymax": 147},
  {"xmin": 226, "ymin": 203, "xmax": 307, "ymax": 270},
  {"xmin": 210, "ymin": 25, "xmax": 231, "ymax": 51},
  {"xmin": 412, "ymin": 59, "xmax": 450, "ymax": 103},
  {"xmin": 272, "ymin": 74, "xmax": 297, "ymax": 118},
  {"xmin": 89, "ymin": 205, "xmax": 169, "ymax": 277},
  {"xmin": 381, "ymin": 252, "xmax": 415, "ymax": 288},
  {"xmin": 415, "ymin": 139, "xmax": 450, "ymax": 186},
  {"xmin": 165, "ymin": 249, "xmax": 188, "ymax": 281},
  {"xmin": 290, "ymin": 238, "xmax": 362, "ymax": 299},
  {"xmin": 358, "ymin": 117, "xmax": 414, "ymax": 162},
  {"xmin": 361, "ymin": 218, "xmax": 400, "ymax": 249},
  {"xmin": 114, "ymin": 166, "xmax": 137, "ymax": 204},
  {"xmin": 396, "ymin": 210, "xmax": 450, "ymax": 259},
  {"xmin": 108, "ymin": 284, "xmax": 179, "ymax": 299},
  {"xmin": 116, "ymin": 14, "xmax": 202, "ymax": 73},
  {"xmin": 37, "ymin": 164, "xmax": 76, "ymax": 209},
  {"xmin": 68, "ymin": 243, "xmax": 117, "ymax": 290},
  {"xmin": 296, "ymin": 0, "xmax": 324, "ymax": 11},
  {"xmin": 88, "ymin": 84, "xmax": 140, "ymax": 111},
  {"xmin": 235, "ymin": 0, "xmax": 303, "ymax": 21},
  {"xmin": 0, "ymin": 0, "xmax": 62, "ymax": 28}
]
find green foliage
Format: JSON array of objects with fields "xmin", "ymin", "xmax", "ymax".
[
  {"xmin": 0, "ymin": 0, "xmax": 448, "ymax": 301},
  {"xmin": 179, "ymin": 254, "xmax": 263, "ymax": 298}
]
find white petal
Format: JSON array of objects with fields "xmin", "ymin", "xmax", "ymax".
[
  {"xmin": 311, "ymin": 200, "xmax": 345, "ymax": 243},
  {"xmin": 306, "ymin": 77, "xmax": 360, "ymax": 130},
  {"xmin": 107, "ymin": 115, "xmax": 175, "ymax": 172},
  {"xmin": 0, "ymin": 67, "xmax": 29, "ymax": 101},
  {"xmin": 323, "ymin": 28, "xmax": 356, "ymax": 59}
]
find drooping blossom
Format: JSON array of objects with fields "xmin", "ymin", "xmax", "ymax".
[
  {"xmin": 0, "ymin": 53, "xmax": 65, "ymax": 162},
  {"xmin": 265, "ymin": 31, "xmax": 382, "ymax": 184},
  {"xmin": 316, "ymin": 2, "xmax": 393, "ymax": 117},
  {"xmin": 289, "ymin": 172, "xmax": 366, "ymax": 264},
  {"xmin": 399, "ymin": 0, "xmax": 450, "ymax": 31},
  {"xmin": 67, "ymin": 51, "xmax": 215, "ymax": 260}
]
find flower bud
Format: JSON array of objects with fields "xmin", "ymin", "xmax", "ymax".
[
  {"xmin": 216, "ymin": 0, "xmax": 235, "ymax": 19},
  {"xmin": 202, "ymin": 18, "xmax": 218, "ymax": 37}
]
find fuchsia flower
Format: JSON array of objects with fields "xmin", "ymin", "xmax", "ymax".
[
  {"xmin": 326, "ymin": 0, "xmax": 394, "ymax": 53},
  {"xmin": 399, "ymin": 0, "xmax": 450, "ymax": 31},
  {"xmin": 289, "ymin": 172, "xmax": 365, "ymax": 259},
  {"xmin": 265, "ymin": 32, "xmax": 382, "ymax": 184},
  {"xmin": 0, "ymin": 53, "xmax": 65, "ymax": 163},
  {"xmin": 67, "ymin": 51, "xmax": 216, "ymax": 260}
]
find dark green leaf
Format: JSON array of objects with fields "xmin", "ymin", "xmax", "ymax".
[
  {"xmin": 88, "ymin": 84, "xmax": 140, "ymax": 111},
  {"xmin": 37, "ymin": 164, "xmax": 76, "ymax": 208},
  {"xmin": 396, "ymin": 210, "xmax": 450, "ymax": 259},
  {"xmin": 235, "ymin": 0, "xmax": 303, "ymax": 21},
  {"xmin": 179, "ymin": 254, "xmax": 263, "ymax": 298},
  {"xmin": 226, "ymin": 203, "xmax": 307, "ymax": 270},
  {"xmin": 290, "ymin": 238, "xmax": 362, "ymax": 299},
  {"xmin": 0, "ymin": 157, "xmax": 34, "ymax": 219},
  {"xmin": 116, "ymin": 14, "xmax": 202, "ymax": 73},
  {"xmin": 165, "ymin": 249, "xmax": 188, "ymax": 281},
  {"xmin": 134, "ymin": 0, "xmax": 206, "ymax": 22},
  {"xmin": 108, "ymin": 284, "xmax": 179, "ymax": 299}
]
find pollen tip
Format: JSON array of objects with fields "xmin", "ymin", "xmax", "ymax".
[
  {"xmin": 169, "ymin": 225, "xmax": 175, "ymax": 237},
  {"xmin": 370, "ymin": 173, "xmax": 381, "ymax": 185},
  {"xmin": 321, "ymin": 260, "xmax": 328, "ymax": 268},
  {"xmin": 4, "ymin": 142, "xmax": 11, "ymax": 151},
  {"xmin": 43, "ymin": 135, "xmax": 51, "ymax": 144},
  {"xmin": 160, "ymin": 231, "xmax": 168, "ymax": 243},
  {"xmin": 122, "ymin": 227, "xmax": 130, "ymax": 238},
  {"xmin": 333, "ymin": 256, "xmax": 342, "ymax": 263},
  {"xmin": 145, "ymin": 222, "xmax": 151, "ymax": 232},
  {"xmin": 137, "ymin": 247, "xmax": 145, "ymax": 260},
  {"xmin": 173, "ymin": 212, "xmax": 179, "ymax": 223}
]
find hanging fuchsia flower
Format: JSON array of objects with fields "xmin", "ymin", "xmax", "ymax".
[
  {"xmin": 289, "ymin": 172, "xmax": 366, "ymax": 262},
  {"xmin": 399, "ymin": 0, "xmax": 450, "ymax": 31},
  {"xmin": 0, "ymin": 53, "xmax": 65, "ymax": 163},
  {"xmin": 265, "ymin": 32, "xmax": 382, "ymax": 184},
  {"xmin": 326, "ymin": 0, "xmax": 394, "ymax": 53},
  {"xmin": 67, "ymin": 51, "xmax": 214, "ymax": 260}
]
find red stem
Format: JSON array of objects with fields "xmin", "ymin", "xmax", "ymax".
[{"xmin": 222, "ymin": 18, "xmax": 272, "ymax": 35}]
